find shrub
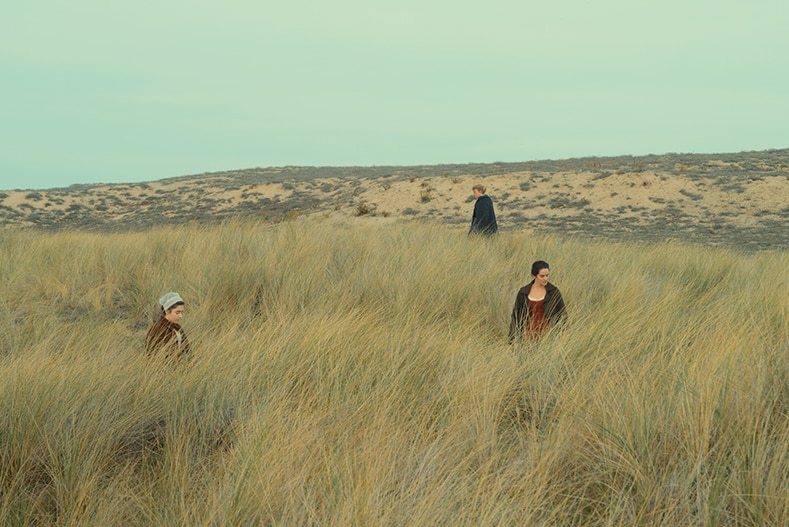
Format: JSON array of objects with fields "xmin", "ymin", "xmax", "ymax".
[
  {"xmin": 354, "ymin": 202, "xmax": 375, "ymax": 216},
  {"xmin": 420, "ymin": 188, "xmax": 434, "ymax": 203}
]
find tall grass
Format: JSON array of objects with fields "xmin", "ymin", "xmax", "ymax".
[{"xmin": 1, "ymin": 217, "xmax": 788, "ymax": 526}]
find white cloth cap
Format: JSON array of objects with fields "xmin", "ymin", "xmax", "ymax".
[{"xmin": 159, "ymin": 292, "xmax": 184, "ymax": 311}]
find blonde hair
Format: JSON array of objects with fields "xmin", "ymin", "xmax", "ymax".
[{"xmin": 472, "ymin": 184, "xmax": 486, "ymax": 194}]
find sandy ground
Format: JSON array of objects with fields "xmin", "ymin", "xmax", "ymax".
[{"xmin": 2, "ymin": 152, "xmax": 788, "ymax": 249}]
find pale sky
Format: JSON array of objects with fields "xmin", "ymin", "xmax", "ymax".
[{"xmin": 1, "ymin": 0, "xmax": 787, "ymax": 190}]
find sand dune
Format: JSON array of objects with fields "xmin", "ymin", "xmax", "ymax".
[{"xmin": 2, "ymin": 150, "xmax": 788, "ymax": 250}]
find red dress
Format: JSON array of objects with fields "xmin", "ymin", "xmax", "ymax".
[{"xmin": 525, "ymin": 298, "xmax": 549, "ymax": 339}]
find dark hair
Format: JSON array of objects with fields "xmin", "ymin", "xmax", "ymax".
[
  {"xmin": 531, "ymin": 260, "xmax": 550, "ymax": 276},
  {"xmin": 162, "ymin": 301, "xmax": 185, "ymax": 313}
]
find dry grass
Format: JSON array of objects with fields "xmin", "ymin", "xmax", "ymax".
[{"xmin": 1, "ymin": 217, "xmax": 788, "ymax": 525}]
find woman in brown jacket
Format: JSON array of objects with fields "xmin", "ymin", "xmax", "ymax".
[{"xmin": 146, "ymin": 292, "xmax": 191, "ymax": 360}]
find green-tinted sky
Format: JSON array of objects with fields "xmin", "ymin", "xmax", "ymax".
[{"xmin": 2, "ymin": 0, "xmax": 787, "ymax": 190}]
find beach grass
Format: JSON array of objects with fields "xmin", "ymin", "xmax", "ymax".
[{"xmin": 1, "ymin": 217, "xmax": 788, "ymax": 525}]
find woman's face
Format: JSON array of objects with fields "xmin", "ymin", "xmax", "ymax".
[
  {"xmin": 533, "ymin": 268, "xmax": 550, "ymax": 287},
  {"xmin": 165, "ymin": 305, "xmax": 184, "ymax": 324}
]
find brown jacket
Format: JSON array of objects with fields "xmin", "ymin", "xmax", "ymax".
[
  {"xmin": 145, "ymin": 316, "xmax": 191, "ymax": 360},
  {"xmin": 508, "ymin": 281, "xmax": 567, "ymax": 342}
]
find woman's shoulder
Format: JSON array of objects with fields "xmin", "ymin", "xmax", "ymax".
[
  {"xmin": 149, "ymin": 316, "xmax": 167, "ymax": 327},
  {"xmin": 147, "ymin": 317, "xmax": 171, "ymax": 334},
  {"xmin": 546, "ymin": 283, "xmax": 565, "ymax": 299}
]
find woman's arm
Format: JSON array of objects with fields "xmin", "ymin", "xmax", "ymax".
[{"xmin": 508, "ymin": 290, "xmax": 527, "ymax": 343}]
